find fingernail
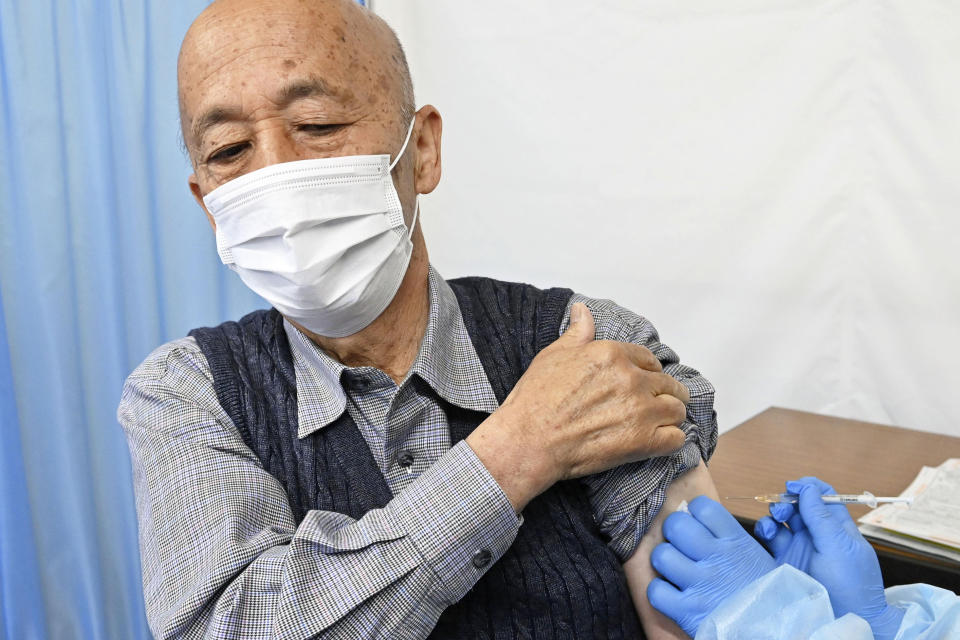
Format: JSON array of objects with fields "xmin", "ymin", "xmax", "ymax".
[{"xmin": 571, "ymin": 304, "xmax": 583, "ymax": 323}]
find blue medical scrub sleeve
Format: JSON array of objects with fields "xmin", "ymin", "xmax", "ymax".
[{"xmin": 696, "ymin": 565, "xmax": 960, "ymax": 639}]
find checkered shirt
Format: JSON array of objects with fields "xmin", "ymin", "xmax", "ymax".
[{"xmin": 118, "ymin": 266, "xmax": 717, "ymax": 639}]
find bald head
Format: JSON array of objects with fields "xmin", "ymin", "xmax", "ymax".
[
  {"xmin": 177, "ymin": 0, "xmax": 414, "ymax": 167},
  {"xmin": 176, "ymin": 0, "xmax": 445, "ymax": 349}
]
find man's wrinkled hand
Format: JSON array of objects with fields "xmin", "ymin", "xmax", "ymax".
[{"xmin": 466, "ymin": 302, "xmax": 689, "ymax": 512}]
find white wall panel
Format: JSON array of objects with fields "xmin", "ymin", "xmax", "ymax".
[{"xmin": 376, "ymin": 1, "xmax": 960, "ymax": 435}]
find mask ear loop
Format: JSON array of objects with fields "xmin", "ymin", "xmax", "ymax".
[
  {"xmin": 407, "ymin": 196, "xmax": 420, "ymax": 241},
  {"xmin": 389, "ymin": 118, "xmax": 417, "ymax": 172},
  {"xmin": 389, "ymin": 117, "xmax": 419, "ymax": 240}
]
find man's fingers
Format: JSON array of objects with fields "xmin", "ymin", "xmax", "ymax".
[
  {"xmin": 624, "ymin": 395, "xmax": 684, "ymax": 458},
  {"xmin": 651, "ymin": 393, "xmax": 687, "ymax": 427},
  {"xmin": 645, "ymin": 371, "xmax": 690, "ymax": 406},
  {"xmin": 672, "ymin": 379, "xmax": 691, "ymax": 406},
  {"xmin": 619, "ymin": 342, "xmax": 662, "ymax": 372},
  {"xmin": 646, "ymin": 425, "xmax": 686, "ymax": 457}
]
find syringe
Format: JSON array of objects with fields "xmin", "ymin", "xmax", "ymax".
[{"xmin": 727, "ymin": 491, "xmax": 913, "ymax": 509}]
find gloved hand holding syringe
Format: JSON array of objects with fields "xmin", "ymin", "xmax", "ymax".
[{"xmin": 727, "ymin": 492, "xmax": 913, "ymax": 509}]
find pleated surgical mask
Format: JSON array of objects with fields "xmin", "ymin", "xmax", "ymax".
[{"xmin": 203, "ymin": 119, "xmax": 419, "ymax": 338}]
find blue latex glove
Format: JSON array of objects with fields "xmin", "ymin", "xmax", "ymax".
[
  {"xmin": 754, "ymin": 477, "xmax": 905, "ymax": 640},
  {"xmin": 648, "ymin": 496, "xmax": 777, "ymax": 638}
]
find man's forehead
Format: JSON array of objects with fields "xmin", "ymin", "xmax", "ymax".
[
  {"xmin": 181, "ymin": 6, "xmax": 359, "ymax": 81},
  {"xmin": 178, "ymin": 0, "xmax": 384, "ymax": 115},
  {"xmin": 180, "ymin": 43, "xmax": 356, "ymax": 113}
]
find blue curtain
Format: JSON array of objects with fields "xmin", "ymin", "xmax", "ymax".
[{"xmin": 0, "ymin": 1, "xmax": 266, "ymax": 637}]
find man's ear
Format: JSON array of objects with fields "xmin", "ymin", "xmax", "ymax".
[
  {"xmin": 189, "ymin": 173, "xmax": 217, "ymax": 231},
  {"xmin": 413, "ymin": 105, "xmax": 442, "ymax": 196}
]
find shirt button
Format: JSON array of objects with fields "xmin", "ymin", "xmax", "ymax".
[
  {"xmin": 472, "ymin": 548, "xmax": 492, "ymax": 569},
  {"xmin": 397, "ymin": 451, "xmax": 415, "ymax": 468}
]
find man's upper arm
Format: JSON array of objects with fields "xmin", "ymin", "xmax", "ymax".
[
  {"xmin": 559, "ymin": 294, "xmax": 721, "ymax": 637},
  {"xmin": 562, "ymin": 294, "xmax": 719, "ymax": 560},
  {"xmin": 623, "ymin": 461, "xmax": 721, "ymax": 639},
  {"xmin": 118, "ymin": 338, "xmax": 298, "ymax": 635}
]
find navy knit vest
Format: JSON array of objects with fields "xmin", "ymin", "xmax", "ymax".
[{"xmin": 190, "ymin": 277, "xmax": 643, "ymax": 639}]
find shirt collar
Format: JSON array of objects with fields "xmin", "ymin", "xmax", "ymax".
[
  {"xmin": 411, "ymin": 266, "xmax": 500, "ymax": 416},
  {"xmin": 285, "ymin": 265, "xmax": 499, "ymax": 439},
  {"xmin": 284, "ymin": 321, "xmax": 348, "ymax": 439}
]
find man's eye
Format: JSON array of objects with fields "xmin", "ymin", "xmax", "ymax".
[
  {"xmin": 208, "ymin": 143, "xmax": 248, "ymax": 164},
  {"xmin": 298, "ymin": 123, "xmax": 344, "ymax": 135}
]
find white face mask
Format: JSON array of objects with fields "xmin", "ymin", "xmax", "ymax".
[{"xmin": 203, "ymin": 119, "xmax": 419, "ymax": 338}]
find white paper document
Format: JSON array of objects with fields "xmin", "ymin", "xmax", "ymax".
[{"xmin": 858, "ymin": 458, "xmax": 960, "ymax": 561}]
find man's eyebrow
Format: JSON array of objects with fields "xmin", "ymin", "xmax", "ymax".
[
  {"xmin": 190, "ymin": 76, "xmax": 337, "ymax": 144},
  {"xmin": 276, "ymin": 76, "xmax": 336, "ymax": 106},
  {"xmin": 191, "ymin": 106, "xmax": 243, "ymax": 143}
]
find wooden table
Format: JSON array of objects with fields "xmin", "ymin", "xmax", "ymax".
[{"xmin": 710, "ymin": 407, "xmax": 960, "ymax": 591}]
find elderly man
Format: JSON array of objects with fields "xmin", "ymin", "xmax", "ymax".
[{"xmin": 118, "ymin": 0, "xmax": 719, "ymax": 638}]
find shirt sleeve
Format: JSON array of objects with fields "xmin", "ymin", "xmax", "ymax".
[
  {"xmin": 117, "ymin": 338, "xmax": 519, "ymax": 640},
  {"xmin": 561, "ymin": 294, "xmax": 719, "ymax": 562}
]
